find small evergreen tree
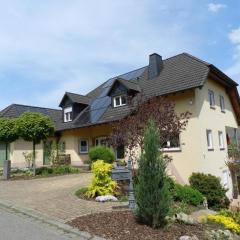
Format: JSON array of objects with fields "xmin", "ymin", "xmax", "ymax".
[{"xmin": 135, "ymin": 120, "xmax": 171, "ymax": 228}]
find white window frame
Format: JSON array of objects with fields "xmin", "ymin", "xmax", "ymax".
[
  {"xmin": 162, "ymin": 136, "xmax": 181, "ymax": 152},
  {"xmin": 222, "ymin": 170, "xmax": 229, "ymax": 189},
  {"xmin": 208, "ymin": 90, "xmax": 215, "ymax": 108},
  {"xmin": 64, "ymin": 107, "xmax": 73, "ymax": 122},
  {"xmin": 218, "ymin": 131, "xmax": 225, "ymax": 150},
  {"xmin": 220, "ymin": 95, "xmax": 225, "ymax": 112},
  {"xmin": 95, "ymin": 136, "xmax": 107, "ymax": 146},
  {"xmin": 79, "ymin": 139, "xmax": 89, "ymax": 154},
  {"xmin": 113, "ymin": 95, "xmax": 127, "ymax": 108},
  {"xmin": 206, "ymin": 129, "xmax": 214, "ymax": 150}
]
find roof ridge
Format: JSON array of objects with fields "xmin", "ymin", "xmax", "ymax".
[
  {"xmin": 182, "ymin": 52, "xmax": 211, "ymax": 66},
  {"xmin": 11, "ymin": 103, "xmax": 61, "ymax": 111},
  {"xmin": 117, "ymin": 65, "xmax": 147, "ymax": 79},
  {"xmin": 66, "ymin": 92, "xmax": 90, "ymax": 98}
]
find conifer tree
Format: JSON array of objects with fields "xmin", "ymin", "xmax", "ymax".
[{"xmin": 135, "ymin": 119, "xmax": 171, "ymax": 228}]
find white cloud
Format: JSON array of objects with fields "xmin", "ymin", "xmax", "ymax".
[
  {"xmin": 229, "ymin": 28, "xmax": 240, "ymax": 44},
  {"xmin": 0, "ymin": 1, "xmax": 202, "ymax": 109},
  {"xmin": 208, "ymin": 3, "xmax": 226, "ymax": 13},
  {"xmin": 226, "ymin": 28, "xmax": 240, "ymax": 85}
]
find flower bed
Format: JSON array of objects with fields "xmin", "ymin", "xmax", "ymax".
[{"xmin": 68, "ymin": 211, "xmax": 218, "ymax": 240}]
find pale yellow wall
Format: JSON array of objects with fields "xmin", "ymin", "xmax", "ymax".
[
  {"xmin": 194, "ymin": 79, "xmax": 238, "ymax": 197},
  {"xmin": 164, "ymin": 78, "xmax": 238, "ymax": 197},
  {"xmin": 10, "ymin": 139, "xmax": 44, "ymax": 168},
  {"xmin": 164, "ymin": 90, "xmax": 202, "ymax": 184},
  {"xmin": 60, "ymin": 124, "xmax": 112, "ymax": 166}
]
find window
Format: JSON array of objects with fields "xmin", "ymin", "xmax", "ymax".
[
  {"xmin": 113, "ymin": 95, "xmax": 127, "ymax": 107},
  {"xmin": 116, "ymin": 145, "xmax": 125, "ymax": 159},
  {"xmin": 64, "ymin": 107, "xmax": 73, "ymax": 122},
  {"xmin": 206, "ymin": 129, "xmax": 213, "ymax": 150},
  {"xmin": 58, "ymin": 141, "xmax": 66, "ymax": 153},
  {"xmin": 222, "ymin": 170, "xmax": 229, "ymax": 188},
  {"xmin": 95, "ymin": 137, "xmax": 107, "ymax": 146},
  {"xmin": 220, "ymin": 96, "xmax": 225, "ymax": 112},
  {"xmin": 162, "ymin": 135, "xmax": 180, "ymax": 151},
  {"xmin": 218, "ymin": 131, "xmax": 225, "ymax": 150},
  {"xmin": 79, "ymin": 139, "xmax": 88, "ymax": 154},
  {"xmin": 208, "ymin": 90, "xmax": 215, "ymax": 108}
]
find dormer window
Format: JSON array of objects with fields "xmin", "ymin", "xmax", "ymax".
[
  {"xmin": 64, "ymin": 107, "xmax": 73, "ymax": 122},
  {"xmin": 113, "ymin": 95, "xmax": 127, "ymax": 107}
]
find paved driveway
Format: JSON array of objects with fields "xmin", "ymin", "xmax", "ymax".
[
  {"xmin": 0, "ymin": 206, "xmax": 84, "ymax": 240},
  {"xmin": 0, "ymin": 173, "xmax": 121, "ymax": 222}
]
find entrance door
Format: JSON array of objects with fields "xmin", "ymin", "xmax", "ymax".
[
  {"xmin": 0, "ymin": 143, "xmax": 6, "ymax": 167},
  {"xmin": 43, "ymin": 141, "xmax": 52, "ymax": 165}
]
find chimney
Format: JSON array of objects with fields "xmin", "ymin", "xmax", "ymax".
[{"xmin": 148, "ymin": 53, "xmax": 163, "ymax": 79}]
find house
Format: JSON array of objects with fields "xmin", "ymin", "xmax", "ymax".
[{"xmin": 0, "ymin": 53, "xmax": 239, "ymax": 197}]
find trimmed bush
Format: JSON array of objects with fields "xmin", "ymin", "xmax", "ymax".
[
  {"xmin": 86, "ymin": 160, "xmax": 117, "ymax": 198},
  {"xmin": 173, "ymin": 184, "xmax": 203, "ymax": 206},
  {"xmin": 89, "ymin": 145, "xmax": 115, "ymax": 164},
  {"xmin": 189, "ymin": 172, "xmax": 229, "ymax": 210}
]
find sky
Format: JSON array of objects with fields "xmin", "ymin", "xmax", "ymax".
[{"xmin": 0, "ymin": 0, "xmax": 239, "ymax": 110}]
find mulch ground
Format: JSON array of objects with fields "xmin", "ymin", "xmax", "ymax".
[{"xmin": 68, "ymin": 210, "xmax": 213, "ymax": 240}]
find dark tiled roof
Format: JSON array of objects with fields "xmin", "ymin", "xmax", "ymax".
[
  {"xmin": 0, "ymin": 53, "xmax": 239, "ymax": 131},
  {"xmin": 59, "ymin": 92, "xmax": 91, "ymax": 107},
  {"xmin": 116, "ymin": 78, "xmax": 141, "ymax": 92},
  {"xmin": 0, "ymin": 104, "xmax": 62, "ymax": 127}
]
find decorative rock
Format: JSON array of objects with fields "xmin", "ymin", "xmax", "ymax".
[
  {"xmin": 95, "ymin": 195, "xmax": 118, "ymax": 202},
  {"xmin": 205, "ymin": 229, "xmax": 239, "ymax": 240},
  {"xmin": 175, "ymin": 213, "xmax": 198, "ymax": 225},
  {"xmin": 179, "ymin": 235, "xmax": 199, "ymax": 240}
]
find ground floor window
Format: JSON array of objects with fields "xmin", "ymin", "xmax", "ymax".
[
  {"xmin": 79, "ymin": 139, "xmax": 88, "ymax": 154},
  {"xmin": 116, "ymin": 145, "xmax": 125, "ymax": 159},
  {"xmin": 58, "ymin": 141, "xmax": 66, "ymax": 154},
  {"xmin": 162, "ymin": 135, "xmax": 180, "ymax": 151},
  {"xmin": 95, "ymin": 137, "xmax": 107, "ymax": 146},
  {"xmin": 206, "ymin": 129, "xmax": 213, "ymax": 150},
  {"xmin": 218, "ymin": 131, "xmax": 225, "ymax": 150},
  {"xmin": 222, "ymin": 170, "xmax": 229, "ymax": 189}
]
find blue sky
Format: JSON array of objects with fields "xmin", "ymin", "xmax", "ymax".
[{"xmin": 0, "ymin": 0, "xmax": 239, "ymax": 110}]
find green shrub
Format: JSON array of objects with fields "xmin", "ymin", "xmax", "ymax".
[
  {"xmin": 89, "ymin": 146, "xmax": 115, "ymax": 164},
  {"xmin": 35, "ymin": 165, "xmax": 79, "ymax": 175},
  {"xmin": 52, "ymin": 165, "xmax": 80, "ymax": 174},
  {"xmin": 189, "ymin": 172, "xmax": 229, "ymax": 210},
  {"xmin": 173, "ymin": 184, "xmax": 203, "ymax": 206},
  {"xmin": 86, "ymin": 160, "xmax": 117, "ymax": 198},
  {"xmin": 75, "ymin": 187, "xmax": 88, "ymax": 198},
  {"xmin": 135, "ymin": 120, "xmax": 171, "ymax": 228},
  {"xmin": 35, "ymin": 167, "xmax": 53, "ymax": 175}
]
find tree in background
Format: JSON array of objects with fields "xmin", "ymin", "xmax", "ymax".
[
  {"xmin": 16, "ymin": 112, "xmax": 55, "ymax": 175},
  {"xmin": 109, "ymin": 96, "xmax": 191, "ymax": 164},
  {"xmin": 0, "ymin": 118, "xmax": 18, "ymax": 160},
  {"xmin": 135, "ymin": 120, "xmax": 171, "ymax": 228}
]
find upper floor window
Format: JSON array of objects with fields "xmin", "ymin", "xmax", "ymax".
[
  {"xmin": 113, "ymin": 95, "xmax": 127, "ymax": 107},
  {"xmin": 206, "ymin": 129, "xmax": 213, "ymax": 150},
  {"xmin": 208, "ymin": 90, "xmax": 215, "ymax": 108},
  {"xmin": 64, "ymin": 107, "xmax": 72, "ymax": 122},
  {"xmin": 220, "ymin": 95, "xmax": 225, "ymax": 112}
]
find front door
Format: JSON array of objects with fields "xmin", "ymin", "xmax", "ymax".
[
  {"xmin": 0, "ymin": 143, "xmax": 7, "ymax": 167},
  {"xmin": 43, "ymin": 141, "xmax": 52, "ymax": 165}
]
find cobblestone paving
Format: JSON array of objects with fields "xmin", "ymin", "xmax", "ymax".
[{"xmin": 0, "ymin": 173, "xmax": 122, "ymax": 222}]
